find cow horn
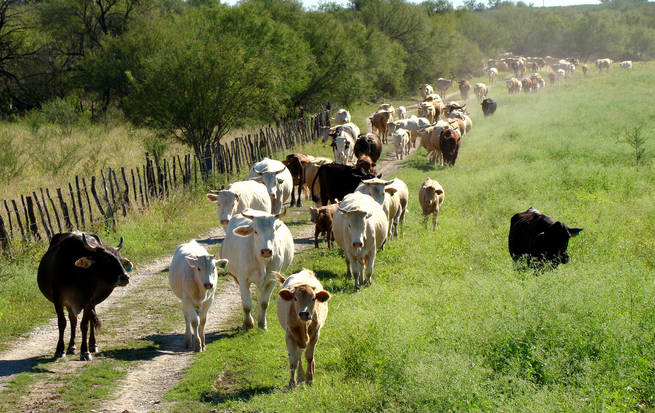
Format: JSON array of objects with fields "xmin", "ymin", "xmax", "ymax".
[
  {"xmin": 82, "ymin": 233, "xmax": 99, "ymax": 252},
  {"xmin": 275, "ymin": 207, "xmax": 287, "ymax": 219},
  {"xmin": 272, "ymin": 166, "xmax": 286, "ymax": 174},
  {"xmin": 116, "ymin": 236, "xmax": 124, "ymax": 251},
  {"xmin": 241, "ymin": 211, "xmax": 255, "ymax": 220}
]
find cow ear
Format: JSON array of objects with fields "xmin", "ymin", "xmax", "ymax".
[
  {"xmin": 121, "ymin": 258, "xmax": 133, "ymax": 273},
  {"xmin": 569, "ymin": 227, "xmax": 583, "ymax": 237},
  {"xmin": 233, "ymin": 225, "xmax": 254, "ymax": 237},
  {"xmin": 279, "ymin": 288, "xmax": 294, "ymax": 301},
  {"xmin": 316, "ymin": 290, "xmax": 331, "ymax": 303},
  {"xmin": 214, "ymin": 258, "xmax": 228, "ymax": 269},
  {"xmin": 273, "ymin": 271, "xmax": 286, "ymax": 284},
  {"xmin": 74, "ymin": 257, "xmax": 95, "ymax": 269},
  {"xmin": 185, "ymin": 257, "xmax": 198, "ymax": 268},
  {"xmin": 385, "ymin": 187, "xmax": 397, "ymax": 195},
  {"xmin": 277, "ymin": 178, "xmax": 284, "ymax": 184},
  {"xmin": 207, "ymin": 193, "xmax": 219, "ymax": 202}
]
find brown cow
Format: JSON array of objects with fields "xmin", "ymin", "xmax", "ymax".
[
  {"xmin": 582, "ymin": 63, "xmax": 588, "ymax": 75},
  {"xmin": 283, "ymin": 153, "xmax": 311, "ymax": 207},
  {"xmin": 355, "ymin": 155, "xmax": 376, "ymax": 174},
  {"xmin": 369, "ymin": 110, "xmax": 393, "ymax": 144},
  {"xmin": 309, "ymin": 203, "xmax": 338, "ymax": 248},
  {"xmin": 439, "ymin": 127, "xmax": 462, "ymax": 166},
  {"xmin": 458, "ymin": 80, "xmax": 471, "ymax": 100}
]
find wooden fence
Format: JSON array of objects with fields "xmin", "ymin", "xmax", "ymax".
[{"xmin": 0, "ymin": 110, "xmax": 331, "ymax": 252}]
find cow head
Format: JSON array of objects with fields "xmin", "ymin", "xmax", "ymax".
[
  {"xmin": 233, "ymin": 208, "xmax": 286, "ymax": 259},
  {"xmin": 338, "ymin": 208, "xmax": 371, "ymax": 249},
  {"xmin": 207, "ymin": 190, "xmax": 240, "ymax": 228},
  {"xmin": 357, "ymin": 178, "xmax": 395, "ymax": 205},
  {"xmin": 355, "ymin": 155, "xmax": 376, "ymax": 174},
  {"xmin": 185, "ymin": 254, "xmax": 228, "ymax": 291},
  {"xmin": 251, "ymin": 165, "xmax": 287, "ymax": 202},
  {"xmin": 532, "ymin": 222, "xmax": 582, "ymax": 266},
  {"xmin": 275, "ymin": 272, "xmax": 330, "ymax": 321},
  {"xmin": 331, "ymin": 129, "xmax": 354, "ymax": 165},
  {"xmin": 74, "ymin": 233, "xmax": 132, "ymax": 288}
]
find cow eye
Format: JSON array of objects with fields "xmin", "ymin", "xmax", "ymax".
[{"xmin": 312, "ymin": 297, "xmax": 316, "ymax": 301}]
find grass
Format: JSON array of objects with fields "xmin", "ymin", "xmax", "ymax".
[{"xmin": 163, "ymin": 63, "xmax": 655, "ymax": 411}]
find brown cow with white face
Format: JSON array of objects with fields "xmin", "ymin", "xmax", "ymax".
[{"xmin": 276, "ymin": 270, "xmax": 331, "ymax": 387}]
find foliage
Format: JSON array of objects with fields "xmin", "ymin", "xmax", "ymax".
[{"xmin": 618, "ymin": 125, "xmax": 650, "ymax": 167}]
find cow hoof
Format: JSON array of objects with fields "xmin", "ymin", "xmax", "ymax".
[
  {"xmin": 54, "ymin": 351, "xmax": 66, "ymax": 359},
  {"xmin": 90, "ymin": 345, "xmax": 98, "ymax": 354},
  {"xmin": 80, "ymin": 352, "xmax": 92, "ymax": 361},
  {"xmin": 242, "ymin": 323, "xmax": 254, "ymax": 330},
  {"xmin": 66, "ymin": 346, "xmax": 76, "ymax": 355},
  {"xmin": 288, "ymin": 380, "xmax": 297, "ymax": 388}
]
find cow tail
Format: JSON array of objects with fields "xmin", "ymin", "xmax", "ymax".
[{"xmin": 91, "ymin": 310, "xmax": 102, "ymax": 333}]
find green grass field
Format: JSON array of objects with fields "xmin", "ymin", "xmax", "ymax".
[{"xmin": 163, "ymin": 64, "xmax": 655, "ymax": 411}]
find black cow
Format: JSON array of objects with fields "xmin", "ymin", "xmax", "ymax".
[
  {"xmin": 508, "ymin": 207, "xmax": 582, "ymax": 268},
  {"xmin": 354, "ymin": 133, "xmax": 382, "ymax": 163},
  {"xmin": 481, "ymin": 98, "xmax": 497, "ymax": 117},
  {"xmin": 311, "ymin": 163, "xmax": 378, "ymax": 206},
  {"xmin": 37, "ymin": 232, "xmax": 133, "ymax": 360}
]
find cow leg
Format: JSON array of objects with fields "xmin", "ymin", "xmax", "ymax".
[
  {"xmin": 296, "ymin": 182, "xmax": 303, "ymax": 207},
  {"xmin": 286, "ymin": 333, "xmax": 299, "ymax": 387},
  {"xmin": 433, "ymin": 211, "xmax": 438, "ymax": 230},
  {"xmin": 305, "ymin": 331, "xmax": 320, "ymax": 384},
  {"xmin": 296, "ymin": 348, "xmax": 306, "ymax": 383},
  {"xmin": 183, "ymin": 309, "xmax": 192, "ymax": 349},
  {"xmin": 238, "ymin": 280, "xmax": 254, "ymax": 330},
  {"xmin": 257, "ymin": 276, "xmax": 276, "ymax": 330},
  {"xmin": 328, "ymin": 231, "xmax": 333, "ymax": 249},
  {"xmin": 54, "ymin": 302, "xmax": 67, "ymax": 358},
  {"xmin": 314, "ymin": 227, "xmax": 320, "ymax": 249},
  {"xmin": 66, "ymin": 307, "xmax": 77, "ymax": 355},
  {"xmin": 344, "ymin": 256, "xmax": 352, "ymax": 280},
  {"xmin": 80, "ymin": 307, "xmax": 92, "ymax": 361},
  {"xmin": 198, "ymin": 300, "xmax": 212, "ymax": 351},
  {"xmin": 88, "ymin": 308, "xmax": 99, "ymax": 353},
  {"xmin": 183, "ymin": 300, "xmax": 201, "ymax": 352},
  {"xmin": 290, "ymin": 187, "xmax": 296, "ymax": 207},
  {"xmin": 350, "ymin": 256, "xmax": 364, "ymax": 290},
  {"xmin": 365, "ymin": 250, "xmax": 377, "ymax": 286}
]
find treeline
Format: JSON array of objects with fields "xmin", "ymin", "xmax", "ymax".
[{"xmin": 0, "ymin": 0, "xmax": 653, "ymax": 139}]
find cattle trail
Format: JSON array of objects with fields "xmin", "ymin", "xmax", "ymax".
[{"xmin": 0, "ymin": 108, "xmax": 422, "ymax": 412}]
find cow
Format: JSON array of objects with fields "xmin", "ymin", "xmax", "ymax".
[
  {"xmin": 436, "ymin": 78, "xmax": 453, "ymax": 99},
  {"xmin": 459, "ymin": 80, "xmax": 471, "ymax": 100},
  {"xmin": 327, "ymin": 122, "xmax": 360, "ymax": 150},
  {"xmin": 378, "ymin": 103, "xmax": 395, "ymax": 113},
  {"xmin": 418, "ymin": 120, "xmax": 451, "ymax": 165},
  {"xmin": 387, "ymin": 178, "xmax": 409, "ymax": 236},
  {"xmin": 396, "ymin": 106, "xmax": 407, "ymax": 120},
  {"xmin": 557, "ymin": 68, "xmax": 566, "ymax": 79},
  {"xmin": 330, "ymin": 127, "xmax": 356, "ymax": 165},
  {"xmin": 355, "ymin": 178, "xmax": 400, "ymax": 239},
  {"xmin": 275, "ymin": 269, "xmax": 331, "ymax": 387},
  {"xmin": 221, "ymin": 209, "xmax": 294, "ymax": 330},
  {"xmin": 620, "ymin": 60, "xmax": 632, "ymax": 69},
  {"xmin": 508, "ymin": 207, "xmax": 582, "ymax": 268},
  {"xmin": 488, "ymin": 67, "xmax": 498, "ymax": 84},
  {"xmin": 419, "ymin": 84, "xmax": 434, "ymax": 100},
  {"xmin": 354, "ymin": 133, "xmax": 382, "ymax": 163},
  {"xmin": 248, "ymin": 157, "xmax": 293, "ymax": 215},
  {"xmin": 481, "ymin": 98, "xmax": 497, "ymax": 117},
  {"xmin": 392, "ymin": 128, "xmax": 409, "ymax": 159},
  {"xmin": 335, "ymin": 109, "xmax": 351, "ymax": 125},
  {"xmin": 207, "ymin": 180, "xmax": 271, "ymax": 232},
  {"xmin": 521, "ymin": 77, "xmax": 533, "ymax": 93},
  {"xmin": 419, "ymin": 101, "xmax": 436, "ymax": 123},
  {"xmin": 596, "ymin": 58, "xmax": 612, "ymax": 72},
  {"xmin": 311, "ymin": 163, "xmax": 378, "ymax": 206},
  {"xmin": 389, "ymin": 116, "xmax": 430, "ymax": 149},
  {"xmin": 309, "ymin": 204, "xmax": 339, "ymax": 248},
  {"xmin": 473, "ymin": 83, "xmax": 488, "ymax": 100},
  {"xmin": 548, "ymin": 71, "xmax": 557, "ymax": 85},
  {"xmin": 440, "ymin": 127, "xmax": 462, "ymax": 166},
  {"xmin": 506, "ymin": 78, "xmax": 522, "ymax": 94},
  {"xmin": 168, "ymin": 241, "xmax": 228, "ymax": 352},
  {"xmin": 355, "ymin": 155, "xmax": 376, "ymax": 174},
  {"xmin": 37, "ymin": 232, "xmax": 133, "ymax": 360},
  {"xmin": 444, "ymin": 103, "xmax": 472, "ymax": 135},
  {"xmin": 332, "ymin": 192, "xmax": 388, "ymax": 289},
  {"xmin": 305, "ymin": 156, "xmax": 333, "ymax": 206},
  {"xmin": 369, "ymin": 110, "xmax": 394, "ymax": 144},
  {"xmin": 582, "ymin": 63, "xmax": 588, "ymax": 75},
  {"xmin": 419, "ymin": 178, "xmax": 444, "ymax": 230},
  {"xmin": 282, "ymin": 153, "xmax": 311, "ymax": 207}
]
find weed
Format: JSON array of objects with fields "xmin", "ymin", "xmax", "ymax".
[{"xmin": 618, "ymin": 125, "xmax": 650, "ymax": 167}]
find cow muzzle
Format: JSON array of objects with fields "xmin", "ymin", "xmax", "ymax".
[
  {"xmin": 203, "ymin": 282, "xmax": 214, "ymax": 290},
  {"xmin": 260, "ymin": 249, "xmax": 272, "ymax": 258},
  {"xmin": 352, "ymin": 242, "xmax": 363, "ymax": 248},
  {"xmin": 269, "ymin": 193, "xmax": 276, "ymax": 200},
  {"xmin": 220, "ymin": 219, "xmax": 229, "ymax": 225},
  {"xmin": 299, "ymin": 311, "xmax": 312, "ymax": 321},
  {"xmin": 118, "ymin": 274, "xmax": 130, "ymax": 287}
]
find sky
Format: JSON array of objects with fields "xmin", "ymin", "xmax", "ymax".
[{"xmin": 221, "ymin": 0, "xmax": 602, "ymax": 9}]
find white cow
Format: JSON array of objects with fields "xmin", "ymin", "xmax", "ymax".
[
  {"xmin": 355, "ymin": 178, "xmax": 400, "ymax": 239},
  {"xmin": 275, "ymin": 269, "xmax": 331, "ymax": 387},
  {"xmin": 330, "ymin": 128, "xmax": 355, "ymax": 165},
  {"xmin": 396, "ymin": 106, "xmax": 407, "ymax": 120},
  {"xmin": 389, "ymin": 116, "xmax": 430, "ymax": 149},
  {"xmin": 333, "ymin": 192, "xmax": 388, "ymax": 289},
  {"xmin": 392, "ymin": 128, "xmax": 409, "ymax": 160},
  {"xmin": 169, "ymin": 240, "xmax": 228, "ymax": 352},
  {"xmin": 335, "ymin": 108, "xmax": 351, "ymax": 125},
  {"xmin": 221, "ymin": 209, "xmax": 294, "ymax": 330},
  {"xmin": 387, "ymin": 178, "xmax": 409, "ymax": 236},
  {"xmin": 488, "ymin": 67, "xmax": 498, "ymax": 84},
  {"xmin": 620, "ymin": 60, "xmax": 632, "ymax": 69},
  {"xmin": 377, "ymin": 103, "xmax": 395, "ymax": 113},
  {"xmin": 206, "ymin": 180, "xmax": 271, "ymax": 233},
  {"xmin": 248, "ymin": 157, "xmax": 293, "ymax": 215},
  {"xmin": 419, "ymin": 101, "xmax": 436, "ymax": 123},
  {"xmin": 419, "ymin": 84, "xmax": 434, "ymax": 100}
]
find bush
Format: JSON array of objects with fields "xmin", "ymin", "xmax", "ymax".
[{"xmin": 0, "ymin": 132, "xmax": 23, "ymax": 185}]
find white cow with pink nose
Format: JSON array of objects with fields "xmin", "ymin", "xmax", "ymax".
[
  {"xmin": 169, "ymin": 240, "xmax": 228, "ymax": 352},
  {"xmin": 332, "ymin": 192, "xmax": 388, "ymax": 290},
  {"xmin": 221, "ymin": 208, "xmax": 294, "ymax": 330},
  {"xmin": 206, "ymin": 180, "xmax": 271, "ymax": 234},
  {"xmin": 248, "ymin": 158, "xmax": 293, "ymax": 215}
]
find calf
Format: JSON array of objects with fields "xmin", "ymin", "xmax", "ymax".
[
  {"xmin": 369, "ymin": 110, "xmax": 393, "ymax": 144},
  {"xmin": 354, "ymin": 133, "xmax": 382, "ymax": 163},
  {"xmin": 248, "ymin": 157, "xmax": 293, "ymax": 215},
  {"xmin": 508, "ymin": 207, "xmax": 582, "ymax": 268},
  {"xmin": 419, "ymin": 178, "xmax": 444, "ymax": 229},
  {"xmin": 392, "ymin": 128, "xmax": 409, "ymax": 160},
  {"xmin": 481, "ymin": 98, "xmax": 497, "ymax": 117},
  {"xmin": 311, "ymin": 163, "xmax": 377, "ymax": 206},
  {"xmin": 459, "ymin": 80, "xmax": 471, "ymax": 100},
  {"xmin": 439, "ymin": 127, "xmax": 462, "ymax": 166},
  {"xmin": 37, "ymin": 232, "xmax": 133, "ymax": 360},
  {"xmin": 275, "ymin": 270, "xmax": 331, "ymax": 387},
  {"xmin": 222, "ymin": 209, "xmax": 294, "ymax": 329},
  {"xmin": 309, "ymin": 204, "xmax": 339, "ymax": 248},
  {"xmin": 355, "ymin": 155, "xmax": 376, "ymax": 174},
  {"xmin": 207, "ymin": 180, "xmax": 271, "ymax": 232},
  {"xmin": 168, "ymin": 241, "xmax": 228, "ymax": 352}
]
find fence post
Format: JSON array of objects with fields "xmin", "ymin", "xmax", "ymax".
[
  {"xmin": 46, "ymin": 189, "xmax": 62, "ymax": 233},
  {"xmin": 32, "ymin": 191, "xmax": 51, "ymax": 240},
  {"xmin": 82, "ymin": 178, "xmax": 94, "ymax": 227},
  {"xmin": 0, "ymin": 214, "xmax": 9, "ymax": 252},
  {"xmin": 11, "ymin": 200, "xmax": 25, "ymax": 241},
  {"xmin": 3, "ymin": 200, "xmax": 13, "ymax": 239},
  {"xmin": 56, "ymin": 188, "xmax": 73, "ymax": 231},
  {"xmin": 68, "ymin": 183, "xmax": 80, "ymax": 229},
  {"xmin": 25, "ymin": 196, "xmax": 41, "ymax": 240},
  {"xmin": 75, "ymin": 177, "xmax": 85, "ymax": 229}
]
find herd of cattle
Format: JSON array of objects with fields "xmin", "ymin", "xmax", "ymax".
[{"xmin": 35, "ymin": 69, "xmax": 586, "ymax": 388}]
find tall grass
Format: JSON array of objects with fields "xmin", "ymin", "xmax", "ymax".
[{"xmin": 165, "ymin": 63, "xmax": 655, "ymax": 411}]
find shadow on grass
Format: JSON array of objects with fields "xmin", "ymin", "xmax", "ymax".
[
  {"xmin": 0, "ymin": 356, "xmax": 57, "ymax": 380},
  {"xmin": 201, "ymin": 384, "xmax": 278, "ymax": 405},
  {"xmin": 404, "ymin": 156, "xmax": 445, "ymax": 172}
]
